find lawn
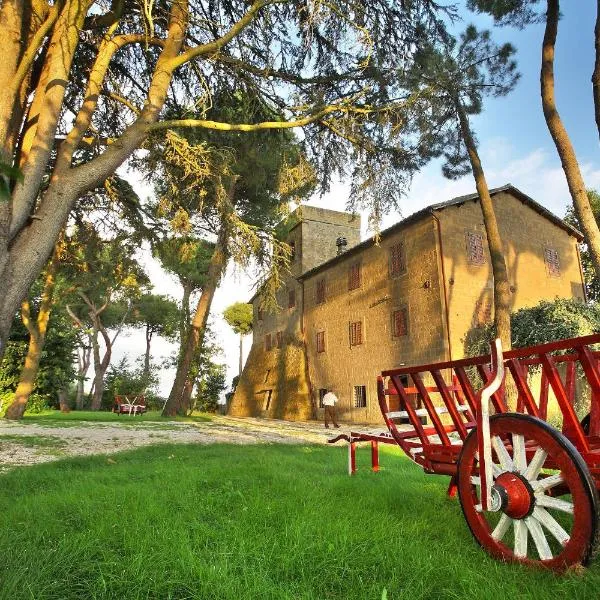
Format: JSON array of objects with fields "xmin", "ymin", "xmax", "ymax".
[{"xmin": 1, "ymin": 443, "xmax": 599, "ymax": 599}]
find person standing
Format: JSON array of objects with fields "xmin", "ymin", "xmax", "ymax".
[{"xmin": 322, "ymin": 389, "xmax": 340, "ymax": 429}]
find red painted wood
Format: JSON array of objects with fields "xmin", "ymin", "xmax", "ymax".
[
  {"xmin": 506, "ymin": 359, "xmax": 540, "ymax": 417},
  {"xmin": 540, "ymin": 353, "xmax": 589, "ymax": 453},
  {"xmin": 371, "ymin": 441, "xmax": 379, "ymax": 472},
  {"xmin": 431, "ymin": 370, "xmax": 469, "ymax": 440},
  {"xmin": 539, "ymin": 369, "xmax": 549, "ymax": 420},
  {"xmin": 411, "ymin": 372, "xmax": 451, "ymax": 445},
  {"xmin": 389, "ymin": 374, "xmax": 429, "ymax": 447},
  {"xmin": 454, "ymin": 367, "xmax": 479, "ymax": 414},
  {"xmin": 452, "ymin": 374, "xmax": 476, "ymax": 423},
  {"xmin": 477, "ymin": 364, "xmax": 506, "ymax": 413}
]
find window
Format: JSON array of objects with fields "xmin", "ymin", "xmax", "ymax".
[
  {"xmin": 389, "ymin": 242, "xmax": 406, "ymax": 277},
  {"xmin": 316, "ymin": 331, "xmax": 326, "ymax": 353},
  {"xmin": 466, "ymin": 231, "xmax": 485, "ymax": 265},
  {"xmin": 392, "ymin": 307, "xmax": 408, "ymax": 338},
  {"xmin": 544, "ymin": 247, "xmax": 560, "ymax": 277},
  {"xmin": 318, "ymin": 388, "xmax": 327, "ymax": 408},
  {"xmin": 276, "ymin": 331, "xmax": 283, "ymax": 348},
  {"xmin": 288, "ymin": 289, "xmax": 296, "ymax": 309},
  {"xmin": 264, "ymin": 369, "xmax": 271, "ymax": 383},
  {"xmin": 316, "ymin": 278, "xmax": 326, "ymax": 304},
  {"xmin": 354, "ymin": 385, "xmax": 367, "ymax": 408},
  {"xmin": 257, "ymin": 307, "xmax": 263, "ymax": 321},
  {"xmin": 289, "ymin": 241, "xmax": 296, "ymax": 262},
  {"xmin": 265, "ymin": 333, "xmax": 272, "ymax": 351},
  {"xmin": 348, "ymin": 262, "xmax": 361, "ymax": 290},
  {"xmin": 349, "ymin": 320, "xmax": 363, "ymax": 346}
]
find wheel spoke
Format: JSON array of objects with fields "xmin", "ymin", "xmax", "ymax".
[
  {"xmin": 535, "ymin": 494, "xmax": 574, "ymax": 514},
  {"xmin": 525, "ymin": 516, "xmax": 553, "ymax": 560},
  {"xmin": 524, "ymin": 448, "xmax": 548, "ymax": 480},
  {"xmin": 491, "ymin": 513, "xmax": 512, "ymax": 541},
  {"xmin": 512, "ymin": 433, "xmax": 527, "ymax": 474},
  {"xmin": 470, "ymin": 475, "xmax": 480, "ymax": 486},
  {"xmin": 514, "ymin": 519, "xmax": 528, "ymax": 558},
  {"xmin": 531, "ymin": 473, "xmax": 564, "ymax": 492},
  {"xmin": 532, "ymin": 507, "xmax": 570, "ymax": 546},
  {"xmin": 492, "ymin": 436, "xmax": 514, "ymax": 471}
]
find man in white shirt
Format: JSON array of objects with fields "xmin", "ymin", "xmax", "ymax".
[{"xmin": 322, "ymin": 389, "xmax": 340, "ymax": 429}]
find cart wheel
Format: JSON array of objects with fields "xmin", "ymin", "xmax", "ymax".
[{"xmin": 457, "ymin": 413, "xmax": 598, "ymax": 571}]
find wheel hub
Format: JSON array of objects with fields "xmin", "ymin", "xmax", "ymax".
[{"xmin": 492, "ymin": 471, "xmax": 535, "ymax": 519}]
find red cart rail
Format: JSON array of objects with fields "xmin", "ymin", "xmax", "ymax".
[{"xmin": 331, "ymin": 333, "xmax": 600, "ymax": 572}]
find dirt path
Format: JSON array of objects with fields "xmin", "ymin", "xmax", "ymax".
[{"xmin": 0, "ymin": 416, "xmax": 379, "ymax": 471}]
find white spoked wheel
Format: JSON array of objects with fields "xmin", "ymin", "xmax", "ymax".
[{"xmin": 458, "ymin": 414, "xmax": 598, "ymax": 572}]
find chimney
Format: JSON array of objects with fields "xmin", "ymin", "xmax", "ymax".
[{"xmin": 336, "ymin": 237, "xmax": 348, "ymax": 255}]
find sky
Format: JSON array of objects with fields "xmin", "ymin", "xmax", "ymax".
[{"xmin": 114, "ymin": 3, "xmax": 600, "ymax": 399}]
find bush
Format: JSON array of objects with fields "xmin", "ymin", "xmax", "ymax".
[
  {"xmin": 193, "ymin": 363, "xmax": 226, "ymax": 413},
  {"xmin": 464, "ymin": 298, "xmax": 600, "ymax": 357}
]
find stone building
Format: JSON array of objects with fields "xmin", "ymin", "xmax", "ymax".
[{"xmin": 228, "ymin": 184, "xmax": 585, "ymax": 424}]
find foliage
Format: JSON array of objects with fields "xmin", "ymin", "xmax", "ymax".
[
  {"xmin": 467, "ymin": 0, "xmax": 544, "ymax": 28},
  {"xmin": 129, "ymin": 294, "xmax": 180, "ymax": 340},
  {"xmin": 223, "ymin": 303, "xmax": 253, "ymax": 336},
  {"xmin": 464, "ymin": 298, "xmax": 600, "ymax": 358},
  {"xmin": 193, "ymin": 362, "xmax": 227, "ymax": 413},
  {"xmin": 103, "ymin": 358, "xmax": 162, "ymax": 411},
  {"xmin": 564, "ymin": 190, "xmax": 600, "ymax": 301},
  {"xmin": 152, "ymin": 237, "xmax": 214, "ymax": 294},
  {"xmin": 0, "ymin": 305, "xmax": 77, "ymax": 407}
]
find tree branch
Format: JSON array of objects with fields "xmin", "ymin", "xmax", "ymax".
[{"xmin": 169, "ymin": 0, "xmax": 279, "ymax": 70}]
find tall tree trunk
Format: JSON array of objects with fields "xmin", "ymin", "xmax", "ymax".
[
  {"xmin": 75, "ymin": 342, "xmax": 91, "ymax": 410},
  {"xmin": 456, "ymin": 99, "xmax": 512, "ymax": 355},
  {"xmin": 144, "ymin": 324, "xmax": 152, "ymax": 380},
  {"xmin": 163, "ymin": 224, "xmax": 229, "ymax": 417},
  {"xmin": 90, "ymin": 320, "xmax": 112, "ymax": 411},
  {"xmin": 5, "ymin": 250, "xmax": 57, "ymax": 420},
  {"xmin": 594, "ymin": 0, "xmax": 600, "ymax": 140},
  {"xmin": 543, "ymin": 0, "xmax": 600, "ymax": 280},
  {"xmin": 180, "ymin": 282, "xmax": 192, "ymax": 343}
]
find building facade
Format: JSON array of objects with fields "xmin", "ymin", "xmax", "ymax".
[{"xmin": 228, "ymin": 185, "xmax": 586, "ymax": 424}]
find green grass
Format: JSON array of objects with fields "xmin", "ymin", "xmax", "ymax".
[
  {"xmin": 1, "ymin": 444, "xmax": 600, "ymax": 599},
  {"xmin": 0, "ymin": 433, "xmax": 67, "ymax": 450},
  {"xmin": 19, "ymin": 410, "xmax": 213, "ymax": 427}
]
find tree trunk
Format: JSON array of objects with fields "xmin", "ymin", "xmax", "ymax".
[
  {"xmin": 239, "ymin": 332, "xmax": 243, "ymax": 377},
  {"xmin": 180, "ymin": 282, "xmax": 192, "ymax": 343},
  {"xmin": 163, "ymin": 224, "xmax": 230, "ymax": 417},
  {"xmin": 5, "ymin": 329, "xmax": 42, "ymax": 419},
  {"xmin": 75, "ymin": 343, "xmax": 91, "ymax": 410},
  {"xmin": 89, "ymin": 318, "xmax": 112, "ymax": 411},
  {"xmin": 456, "ymin": 99, "xmax": 512, "ymax": 355},
  {"xmin": 144, "ymin": 324, "xmax": 152, "ymax": 380},
  {"xmin": 543, "ymin": 0, "xmax": 600, "ymax": 280},
  {"xmin": 58, "ymin": 388, "xmax": 70, "ymax": 413},
  {"xmin": 594, "ymin": 0, "xmax": 600, "ymax": 140},
  {"xmin": 4, "ymin": 251, "xmax": 57, "ymax": 420}
]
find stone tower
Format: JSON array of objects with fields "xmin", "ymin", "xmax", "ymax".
[{"xmin": 228, "ymin": 205, "xmax": 361, "ymax": 419}]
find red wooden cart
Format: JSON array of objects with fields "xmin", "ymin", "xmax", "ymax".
[{"xmin": 330, "ymin": 333, "xmax": 600, "ymax": 572}]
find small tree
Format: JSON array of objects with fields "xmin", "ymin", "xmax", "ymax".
[
  {"xmin": 129, "ymin": 294, "xmax": 180, "ymax": 380},
  {"xmin": 565, "ymin": 190, "xmax": 600, "ymax": 301},
  {"xmin": 223, "ymin": 302, "xmax": 253, "ymax": 377}
]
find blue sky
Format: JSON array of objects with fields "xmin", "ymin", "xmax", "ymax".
[{"xmin": 468, "ymin": 3, "xmax": 598, "ymax": 166}]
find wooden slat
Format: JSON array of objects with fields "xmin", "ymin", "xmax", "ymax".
[
  {"xmin": 507, "ymin": 359, "xmax": 540, "ymax": 417},
  {"xmin": 430, "ymin": 370, "xmax": 468, "ymax": 440},
  {"xmin": 411, "ymin": 372, "xmax": 451, "ymax": 445},
  {"xmin": 578, "ymin": 347, "xmax": 600, "ymax": 437},
  {"xmin": 454, "ymin": 366, "xmax": 478, "ymax": 415},
  {"xmin": 389, "ymin": 375, "xmax": 429, "ymax": 447},
  {"xmin": 452, "ymin": 374, "xmax": 475, "ymax": 423},
  {"xmin": 540, "ymin": 352, "xmax": 589, "ymax": 453}
]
